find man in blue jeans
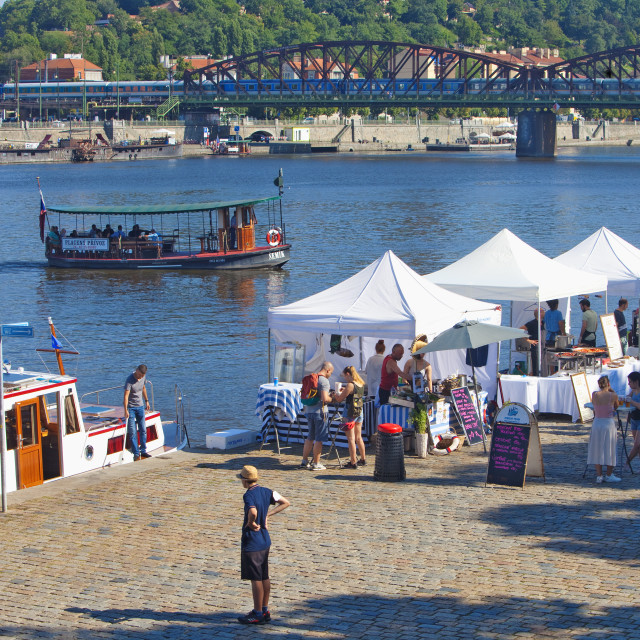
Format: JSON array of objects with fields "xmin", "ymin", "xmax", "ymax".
[{"xmin": 124, "ymin": 364, "xmax": 151, "ymax": 461}]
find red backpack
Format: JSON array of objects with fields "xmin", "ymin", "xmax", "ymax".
[{"xmin": 300, "ymin": 373, "xmax": 320, "ymax": 406}]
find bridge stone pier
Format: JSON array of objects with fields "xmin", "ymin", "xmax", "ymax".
[{"xmin": 516, "ymin": 109, "xmax": 557, "ymax": 158}]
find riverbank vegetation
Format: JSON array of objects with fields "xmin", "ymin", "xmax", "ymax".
[{"xmin": 2, "ymin": 0, "xmax": 640, "ymax": 121}]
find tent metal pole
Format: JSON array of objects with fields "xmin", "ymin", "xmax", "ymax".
[
  {"xmin": 605, "ymin": 291, "xmax": 608, "ymax": 313},
  {"xmin": 359, "ymin": 337, "xmax": 364, "ymax": 371},
  {"xmin": 537, "ymin": 299, "xmax": 542, "ymax": 377},
  {"xmin": 268, "ymin": 329, "xmax": 271, "ymax": 381}
]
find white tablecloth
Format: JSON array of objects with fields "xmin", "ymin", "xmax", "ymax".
[{"xmin": 497, "ymin": 360, "xmax": 640, "ymax": 422}]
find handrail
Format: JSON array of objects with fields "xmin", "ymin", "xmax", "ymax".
[
  {"xmin": 80, "ymin": 380, "xmax": 155, "ymax": 410},
  {"xmin": 174, "ymin": 384, "xmax": 191, "ymax": 448}
]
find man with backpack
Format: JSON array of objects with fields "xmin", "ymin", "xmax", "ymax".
[{"xmin": 300, "ymin": 362, "xmax": 334, "ymax": 471}]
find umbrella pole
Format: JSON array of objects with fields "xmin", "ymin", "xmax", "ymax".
[{"xmin": 472, "ymin": 365, "xmax": 487, "ymax": 453}]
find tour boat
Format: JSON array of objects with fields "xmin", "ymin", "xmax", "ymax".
[
  {"xmin": 1, "ymin": 320, "xmax": 188, "ymax": 493},
  {"xmin": 40, "ymin": 177, "xmax": 291, "ymax": 270}
]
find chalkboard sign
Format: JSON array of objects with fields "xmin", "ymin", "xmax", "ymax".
[
  {"xmin": 600, "ymin": 313, "xmax": 623, "ymax": 361},
  {"xmin": 486, "ymin": 422, "xmax": 531, "ymax": 488},
  {"xmin": 450, "ymin": 386, "xmax": 484, "ymax": 446},
  {"xmin": 571, "ymin": 372, "xmax": 594, "ymax": 423}
]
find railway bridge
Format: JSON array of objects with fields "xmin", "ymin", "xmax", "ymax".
[{"xmin": 184, "ymin": 41, "xmax": 640, "ymax": 156}]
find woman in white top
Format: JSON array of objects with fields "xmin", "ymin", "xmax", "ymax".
[{"xmin": 364, "ymin": 340, "xmax": 386, "ymax": 400}]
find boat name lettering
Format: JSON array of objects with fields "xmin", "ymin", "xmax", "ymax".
[
  {"xmin": 208, "ymin": 258, "xmax": 226, "ymax": 263},
  {"xmin": 269, "ymin": 251, "xmax": 285, "ymax": 260},
  {"xmin": 62, "ymin": 238, "xmax": 110, "ymax": 251}
]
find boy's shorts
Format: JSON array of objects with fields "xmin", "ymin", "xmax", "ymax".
[{"xmin": 241, "ymin": 547, "xmax": 270, "ymax": 581}]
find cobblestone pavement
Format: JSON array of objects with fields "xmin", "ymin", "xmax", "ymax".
[{"xmin": 1, "ymin": 417, "xmax": 639, "ymax": 639}]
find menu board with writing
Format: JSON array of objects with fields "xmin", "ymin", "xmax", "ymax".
[
  {"xmin": 450, "ymin": 386, "xmax": 484, "ymax": 446},
  {"xmin": 571, "ymin": 372, "xmax": 594, "ymax": 424},
  {"xmin": 486, "ymin": 422, "xmax": 531, "ymax": 488},
  {"xmin": 600, "ymin": 313, "xmax": 623, "ymax": 361}
]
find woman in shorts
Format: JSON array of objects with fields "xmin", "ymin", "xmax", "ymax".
[{"xmin": 331, "ymin": 366, "xmax": 366, "ymax": 469}]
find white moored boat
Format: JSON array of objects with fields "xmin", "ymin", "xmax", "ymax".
[{"xmin": 1, "ymin": 321, "xmax": 187, "ymax": 494}]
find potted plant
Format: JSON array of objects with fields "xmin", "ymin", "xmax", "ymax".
[{"xmin": 409, "ymin": 402, "xmax": 429, "ymax": 458}]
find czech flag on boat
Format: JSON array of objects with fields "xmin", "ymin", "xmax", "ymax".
[{"xmin": 39, "ymin": 188, "xmax": 47, "ymax": 243}]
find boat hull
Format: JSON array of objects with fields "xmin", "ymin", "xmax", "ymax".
[{"xmin": 47, "ymin": 244, "xmax": 291, "ymax": 270}]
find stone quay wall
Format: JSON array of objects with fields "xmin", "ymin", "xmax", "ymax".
[{"xmin": 2, "ymin": 119, "xmax": 639, "ymax": 150}]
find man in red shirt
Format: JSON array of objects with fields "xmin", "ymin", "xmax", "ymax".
[{"xmin": 378, "ymin": 344, "xmax": 411, "ymax": 405}]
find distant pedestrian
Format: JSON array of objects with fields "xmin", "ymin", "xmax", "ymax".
[
  {"xmin": 614, "ymin": 298, "xmax": 629, "ymax": 354},
  {"xmin": 123, "ymin": 364, "xmax": 151, "ymax": 461},
  {"xmin": 237, "ymin": 465, "xmax": 290, "ymax": 625}
]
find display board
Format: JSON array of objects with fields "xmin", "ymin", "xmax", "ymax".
[
  {"xmin": 450, "ymin": 386, "xmax": 484, "ymax": 446},
  {"xmin": 600, "ymin": 313, "xmax": 623, "ymax": 361},
  {"xmin": 571, "ymin": 372, "xmax": 594, "ymax": 423},
  {"xmin": 486, "ymin": 422, "xmax": 531, "ymax": 488},
  {"xmin": 493, "ymin": 402, "xmax": 545, "ymax": 479}
]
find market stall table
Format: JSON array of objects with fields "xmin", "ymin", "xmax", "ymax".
[
  {"xmin": 256, "ymin": 382, "xmax": 377, "ymax": 449},
  {"xmin": 255, "ymin": 382, "xmax": 304, "ymax": 453},
  {"xmin": 498, "ymin": 360, "xmax": 640, "ymax": 421}
]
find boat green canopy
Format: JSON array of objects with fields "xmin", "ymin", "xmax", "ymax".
[{"xmin": 46, "ymin": 196, "xmax": 280, "ymax": 216}]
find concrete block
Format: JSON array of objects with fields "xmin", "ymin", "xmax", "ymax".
[{"xmin": 205, "ymin": 429, "xmax": 257, "ymax": 450}]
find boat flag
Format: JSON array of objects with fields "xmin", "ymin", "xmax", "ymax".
[
  {"xmin": 552, "ymin": 102, "xmax": 561, "ymax": 112},
  {"xmin": 51, "ymin": 334, "xmax": 63, "ymax": 350},
  {"xmin": 39, "ymin": 186, "xmax": 47, "ymax": 243}
]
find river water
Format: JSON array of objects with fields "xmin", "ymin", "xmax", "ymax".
[{"xmin": 1, "ymin": 146, "xmax": 639, "ymax": 442}]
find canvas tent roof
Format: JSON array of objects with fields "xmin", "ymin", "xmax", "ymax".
[
  {"xmin": 425, "ymin": 228, "xmax": 608, "ymax": 301},
  {"xmin": 267, "ymin": 250, "xmax": 497, "ymax": 339},
  {"xmin": 554, "ymin": 227, "xmax": 640, "ymax": 297}
]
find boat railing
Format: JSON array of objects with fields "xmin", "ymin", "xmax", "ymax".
[
  {"xmin": 174, "ymin": 384, "xmax": 191, "ymax": 448},
  {"xmin": 81, "ymin": 380, "xmax": 154, "ymax": 411}
]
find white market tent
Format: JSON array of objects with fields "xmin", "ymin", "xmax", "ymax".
[
  {"xmin": 555, "ymin": 227, "xmax": 640, "ymax": 298},
  {"xmin": 425, "ymin": 229, "xmax": 608, "ymax": 374},
  {"xmin": 268, "ymin": 250, "xmax": 502, "ymax": 396},
  {"xmin": 426, "ymin": 229, "xmax": 607, "ymax": 301}
]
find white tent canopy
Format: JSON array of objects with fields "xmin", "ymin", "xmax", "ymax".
[
  {"xmin": 554, "ymin": 227, "xmax": 640, "ymax": 298},
  {"xmin": 425, "ymin": 228, "xmax": 608, "ymax": 301},
  {"xmin": 268, "ymin": 251, "xmax": 502, "ymax": 397},
  {"xmin": 269, "ymin": 250, "xmax": 497, "ymax": 339}
]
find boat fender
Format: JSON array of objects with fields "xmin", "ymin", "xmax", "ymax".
[
  {"xmin": 429, "ymin": 431, "xmax": 461, "ymax": 455},
  {"xmin": 266, "ymin": 227, "xmax": 282, "ymax": 247},
  {"xmin": 129, "ymin": 153, "xmax": 132, "ymax": 160}
]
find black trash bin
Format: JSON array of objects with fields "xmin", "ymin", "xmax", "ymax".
[{"xmin": 374, "ymin": 423, "xmax": 406, "ymax": 482}]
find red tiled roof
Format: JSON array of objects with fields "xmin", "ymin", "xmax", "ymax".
[{"xmin": 23, "ymin": 58, "xmax": 102, "ymax": 72}]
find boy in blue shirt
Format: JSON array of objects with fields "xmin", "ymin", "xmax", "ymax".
[{"xmin": 237, "ymin": 465, "xmax": 290, "ymax": 625}]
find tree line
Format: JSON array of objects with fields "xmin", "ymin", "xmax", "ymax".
[{"xmin": 2, "ymin": 0, "xmax": 640, "ymax": 119}]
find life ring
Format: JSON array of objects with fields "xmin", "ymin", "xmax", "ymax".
[
  {"xmin": 266, "ymin": 227, "xmax": 282, "ymax": 247},
  {"xmin": 429, "ymin": 432, "xmax": 461, "ymax": 456}
]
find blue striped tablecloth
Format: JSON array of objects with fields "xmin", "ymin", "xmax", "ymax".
[
  {"xmin": 377, "ymin": 404, "xmax": 454, "ymax": 438},
  {"xmin": 261, "ymin": 398, "xmax": 377, "ymax": 448},
  {"xmin": 255, "ymin": 382, "xmax": 303, "ymax": 420}
]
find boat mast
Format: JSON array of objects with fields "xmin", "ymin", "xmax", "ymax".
[{"xmin": 35, "ymin": 317, "xmax": 79, "ymax": 376}]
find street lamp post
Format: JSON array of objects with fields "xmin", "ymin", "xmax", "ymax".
[
  {"xmin": 116, "ymin": 61, "xmax": 120, "ymax": 120},
  {"xmin": 38, "ymin": 62, "xmax": 42, "ymax": 122}
]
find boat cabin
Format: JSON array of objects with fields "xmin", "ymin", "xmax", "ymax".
[
  {"xmin": 2, "ymin": 367, "xmax": 165, "ymax": 492},
  {"xmin": 42, "ymin": 195, "xmax": 288, "ymax": 270}
]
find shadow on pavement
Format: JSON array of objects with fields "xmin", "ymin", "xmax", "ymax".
[{"xmin": 42, "ymin": 593, "xmax": 637, "ymax": 638}]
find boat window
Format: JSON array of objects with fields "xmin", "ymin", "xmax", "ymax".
[
  {"xmin": 39, "ymin": 392, "xmax": 59, "ymax": 434},
  {"xmin": 5, "ymin": 409, "xmax": 17, "ymax": 450},
  {"xmin": 20, "ymin": 404, "xmax": 38, "ymax": 447},
  {"xmin": 64, "ymin": 394, "xmax": 81, "ymax": 435}
]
